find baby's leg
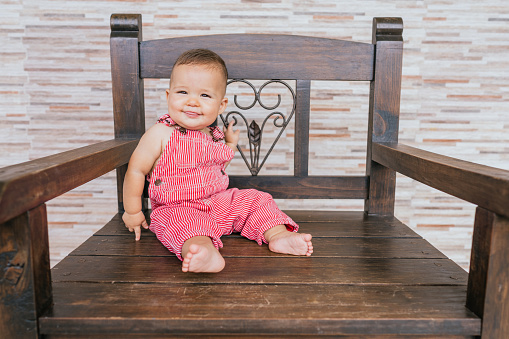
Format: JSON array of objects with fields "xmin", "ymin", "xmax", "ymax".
[
  {"xmin": 181, "ymin": 236, "xmax": 225, "ymax": 273},
  {"xmin": 264, "ymin": 225, "xmax": 313, "ymax": 256}
]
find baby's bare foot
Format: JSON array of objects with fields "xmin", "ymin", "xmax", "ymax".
[
  {"xmin": 267, "ymin": 229, "xmax": 313, "ymax": 256},
  {"xmin": 182, "ymin": 241, "xmax": 225, "ymax": 273}
]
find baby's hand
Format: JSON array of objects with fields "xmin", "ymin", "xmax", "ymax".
[
  {"xmin": 122, "ymin": 211, "xmax": 149, "ymax": 241},
  {"xmin": 224, "ymin": 120, "xmax": 240, "ymax": 150}
]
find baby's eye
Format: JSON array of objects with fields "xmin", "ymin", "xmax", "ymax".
[
  {"xmin": 201, "ymin": 93, "xmax": 211, "ymax": 98},
  {"xmin": 177, "ymin": 90, "xmax": 187, "ymax": 94}
]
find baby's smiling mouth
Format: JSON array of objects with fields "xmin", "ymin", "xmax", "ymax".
[{"xmin": 183, "ymin": 111, "xmax": 201, "ymax": 117}]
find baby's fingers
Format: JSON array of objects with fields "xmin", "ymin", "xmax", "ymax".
[
  {"xmin": 142, "ymin": 219, "xmax": 149, "ymax": 229},
  {"xmin": 224, "ymin": 120, "xmax": 234, "ymax": 132},
  {"xmin": 134, "ymin": 226, "xmax": 142, "ymax": 241},
  {"xmin": 127, "ymin": 225, "xmax": 142, "ymax": 241}
]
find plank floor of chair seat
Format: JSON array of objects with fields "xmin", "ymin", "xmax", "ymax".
[{"xmin": 41, "ymin": 211, "xmax": 480, "ymax": 337}]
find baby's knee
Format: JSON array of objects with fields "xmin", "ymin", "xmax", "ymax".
[{"xmin": 248, "ymin": 189, "xmax": 274, "ymax": 204}]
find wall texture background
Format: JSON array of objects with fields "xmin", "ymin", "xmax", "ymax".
[{"xmin": 1, "ymin": 0, "xmax": 508, "ymax": 268}]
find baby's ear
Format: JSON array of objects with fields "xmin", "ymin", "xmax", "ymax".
[{"xmin": 219, "ymin": 97, "xmax": 228, "ymax": 114}]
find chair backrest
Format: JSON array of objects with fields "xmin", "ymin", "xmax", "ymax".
[{"xmin": 110, "ymin": 14, "xmax": 403, "ymax": 216}]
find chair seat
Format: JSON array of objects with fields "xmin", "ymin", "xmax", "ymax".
[{"xmin": 40, "ymin": 211, "xmax": 480, "ymax": 337}]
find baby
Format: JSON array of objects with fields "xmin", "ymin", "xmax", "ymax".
[{"xmin": 122, "ymin": 48, "xmax": 313, "ymax": 273}]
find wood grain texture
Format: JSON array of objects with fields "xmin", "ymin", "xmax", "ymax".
[
  {"xmin": 371, "ymin": 142, "xmax": 509, "ymax": 219},
  {"xmin": 0, "ymin": 139, "xmax": 138, "ymax": 224},
  {"xmin": 0, "ymin": 205, "xmax": 51, "ymax": 339},
  {"xmin": 40, "ymin": 283, "xmax": 479, "ymax": 336},
  {"xmin": 466, "ymin": 207, "xmax": 494, "ymax": 317},
  {"xmin": 481, "ymin": 213, "xmax": 509, "ymax": 338},
  {"xmin": 228, "ymin": 175, "xmax": 368, "ymax": 199},
  {"xmin": 140, "ymin": 34, "xmax": 374, "ymax": 80},
  {"xmin": 94, "ymin": 212, "xmax": 421, "ymax": 238},
  {"xmin": 294, "ymin": 79, "xmax": 311, "ymax": 177},
  {"xmin": 70, "ymin": 235, "xmax": 447, "ymax": 259},
  {"xmin": 51, "ymin": 256, "xmax": 467, "ymax": 285},
  {"xmin": 39, "ymin": 210, "xmax": 479, "ymax": 336},
  {"xmin": 43, "ymin": 335, "xmax": 478, "ymax": 339},
  {"xmin": 365, "ymin": 17, "xmax": 403, "ymax": 216},
  {"xmin": 110, "ymin": 14, "xmax": 145, "ymax": 139}
]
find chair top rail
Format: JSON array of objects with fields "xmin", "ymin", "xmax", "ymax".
[
  {"xmin": 372, "ymin": 142, "xmax": 509, "ymax": 219},
  {"xmin": 139, "ymin": 34, "xmax": 375, "ymax": 81},
  {"xmin": 0, "ymin": 139, "xmax": 138, "ymax": 224}
]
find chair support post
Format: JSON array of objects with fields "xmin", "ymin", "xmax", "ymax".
[
  {"xmin": 110, "ymin": 14, "xmax": 146, "ymax": 213},
  {"xmin": 0, "ymin": 204, "xmax": 52, "ymax": 339},
  {"xmin": 365, "ymin": 17, "xmax": 403, "ymax": 216},
  {"xmin": 467, "ymin": 207, "xmax": 509, "ymax": 338}
]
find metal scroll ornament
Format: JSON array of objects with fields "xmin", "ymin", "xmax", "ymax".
[{"xmin": 220, "ymin": 79, "xmax": 296, "ymax": 176}]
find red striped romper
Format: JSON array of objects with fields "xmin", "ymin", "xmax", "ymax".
[{"xmin": 148, "ymin": 114, "xmax": 299, "ymax": 260}]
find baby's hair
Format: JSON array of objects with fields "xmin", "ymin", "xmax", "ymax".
[{"xmin": 172, "ymin": 48, "xmax": 228, "ymax": 83}]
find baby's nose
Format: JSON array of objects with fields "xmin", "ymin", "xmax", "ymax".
[{"xmin": 186, "ymin": 96, "xmax": 199, "ymax": 106}]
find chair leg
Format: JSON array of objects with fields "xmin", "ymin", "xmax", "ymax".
[
  {"xmin": 466, "ymin": 207, "xmax": 494, "ymax": 318},
  {"xmin": 0, "ymin": 204, "xmax": 52, "ymax": 339},
  {"xmin": 481, "ymin": 213, "xmax": 509, "ymax": 338}
]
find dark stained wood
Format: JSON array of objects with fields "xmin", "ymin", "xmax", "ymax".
[
  {"xmin": 110, "ymin": 14, "xmax": 145, "ymax": 139},
  {"xmin": 94, "ymin": 212, "xmax": 421, "ymax": 238},
  {"xmin": 39, "ymin": 283, "xmax": 479, "ymax": 336},
  {"xmin": 110, "ymin": 14, "xmax": 146, "ymax": 214},
  {"xmin": 71, "ymin": 235, "xmax": 447, "ymax": 259},
  {"xmin": 0, "ymin": 139, "xmax": 137, "ymax": 224},
  {"xmin": 110, "ymin": 13, "xmax": 143, "ymax": 32},
  {"xmin": 371, "ymin": 142, "xmax": 509, "ymax": 219},
  {"xmin": 467, "ymin": 207, "xmax": 494, "ymax": 317},
  {"xmin": 365, "ymin": 17, "xmax": 403, "ymax": 216},
  {"xmin": 43, "ymin": 336, "xmax": 478, "ymax": 339},
  {"xmin": 52, "ymin": 256, "xmax": 467, "ymax": 285},
  {"xmin": 1, "ymin": 204, "xmax": 51, "ymax": 339},
  {"xmin": 481, "ymin": 213, "xmax": 509, "ymax": 338},
  {"xmin": 228, "ymin": 175, "xmax": 368, "ymax": 199},
  {"xmin": 140, "ymin": 34, "xmax": 375, "ymax": 81},
  {"xmin": 116, "ymin": 164, "xmax": 128, "ymax": 213},
  {"xmin": 294, "ymin": 79, "xmax": 311, "ymax": 177},
  {"xmin": 285, "ymin": 210, "xmax": 413, "ymax": 224},
  {"xmin": 28, "ymin": 204, "xmax": 52, "ymax": 328}
]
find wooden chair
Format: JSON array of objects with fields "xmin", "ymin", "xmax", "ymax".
[{"xmin": 1, "ymin": 13, "xmax": 508, "ymax": 338}]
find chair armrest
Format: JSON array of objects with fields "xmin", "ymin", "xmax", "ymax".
[
  {"xmin": 0, "ymin": 139, "xmax": 138, "ymax": 224},
  {"xmin": 372, "ymin": 142, "xmax": 509, "ymax": 219}
]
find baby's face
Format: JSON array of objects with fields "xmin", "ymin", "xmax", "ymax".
[{"xmin": 166, "ymin": 64, "xmax": 228, "ymax": 131}]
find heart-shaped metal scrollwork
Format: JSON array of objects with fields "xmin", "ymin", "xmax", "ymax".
[{"xmin": 220, "ymin": 79, "xmax": 296, "ymax": 176}]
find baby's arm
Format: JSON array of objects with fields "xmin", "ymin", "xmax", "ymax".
[
  {"xmin": 123, "ymin": 124, "xmax": 168, "ymax": 240},
  {"xmin": 223, "ymin": 120, "xmax": 240, "ymax": 168}
]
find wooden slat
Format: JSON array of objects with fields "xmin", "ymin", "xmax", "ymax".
[
  {"xmin": 0, "ymin": 139, "xmax": 138, "ymax": 224},
  {"xmin": 40, "ymin": 283, "xmax": 480, "ymax": 336},
  {"xmin": 94, "ymin": 212, "xmax": 421, "ymax": 238},
  {"xmin": 294, "ymin": 79, "xmax": 311, "ymax": 176},
  {"xmin": 140, "ymin": 34, "xmax": 374, "ymax": 80},
  {"xmin": 228, "ymin": 175, "xmax": 368, "ymax": 199},
  {"xmin": 51, "ymin": 256, "xmax": 467, "ymax": 285},
  {"xmin": 70, "ymin": 235, "xmax": 447, "ymax": 259},
  {"xmin": 44, "ymin": 335, "xmax": 478, "ymax": 339},
  {"xmin": 372, "ymin": 142, "xmax": 509, "ymax": 219}
]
